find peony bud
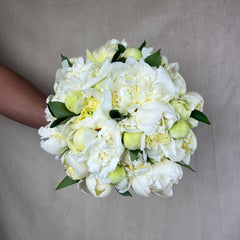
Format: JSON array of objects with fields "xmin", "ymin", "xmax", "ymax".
[
  {"xmin": 170, "ymin": 99, "xmax": 191, "ymax": 120},
  {"xmin": 169, "ymin": 119, "xmax": 190, "ymax": 139},
  {"xmin": 64, "ymin": 161, "xmax": 88, "ymax": 180},
  {"xmin": 122, "ymin": 48, "xmax": 142, "ymax": 61},
  {"xmin": 86, "ymin": 46, "xmax": 116, "ymax": 64},
  {"xmin": 73, "ymin": 127, "xmax": 85, "ymax": 151},
  {"xmin": 64, "ymin": 90, "xmax": 82, "ymax": 113},
  {"xmin": 86, "ymin": 177, "xmax": 112, "ymax": 197},
  {"xmin": 123, "ymin": 132, "xmax": 143, "ymax": 150},
  {"xmin": 108, "ymin": 165, "xmax": 126, "ymax": 185}
]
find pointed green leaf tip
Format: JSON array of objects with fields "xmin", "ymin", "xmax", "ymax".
[
  {"xmin": 50, "ymin": 117, "xmax": 72, "ymax": 128},
  {"xmin": 129, "ymin": 150, "xmax": 139, "ymax": 161},
  {"xmin": 191, "ymin": 109, "xmax": 211, "ymax": 125},
  {"xmin": 55, "ymin": 176, "xmax": 79, "ymax": 190},
  {"xmin": 47, "ymin": 102, "xmax": 77, "ymax": 119},
  {"xmin": 60, "ymin": 54, "xmax": 73, "ymax": 67},
  {"xmin": 176, "ymin": 162, "xmax": 196, "ymax": 172},
  {"xmin": 48, "ymin": 101, "xmax": 80, "ymax": 128},
  {"xmin": 111, "ymin": 44, "xmax": 126, "ymax": 63},
  {"xmin": 144, "ymin": 49, "xmax": 161, "ymax": 68},
  {"xmin": 119, "ymin": 191, "xmax": 132, "ymax": 197},
  {"xmin": 139, "ymin": 40, "xmax": 146, "ymax": 51}
]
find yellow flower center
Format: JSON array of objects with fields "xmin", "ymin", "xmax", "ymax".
[
  {"xmin": 73, "ymin": 97, "xmax": 100, "ymax": 123},
  {"xmin": 146, "ymin": 129, "xmax": 171, "ymax": 146}
]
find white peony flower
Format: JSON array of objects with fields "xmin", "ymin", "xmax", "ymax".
[
  {"xmin": 134, "ymin": 101, "xmax": 178, "ymax": 135},
  {"xmin": 99, "ymin": 59, "xmax": 177, "ymax": 115},
  {"xmin": 131, "ymin": 159, "xmax": 183, "ymax": 197},
  {"xmin": 39, "ymin": 39, "xmax": 207, "ymax": 198},
  {"xmin": 84, "ymin": 120, "xmax": 124, "ymax": 183},
  {"xmin": 64, "ymin": 151, "xmax": 89, "ymax": 180},
  {"xmin": 38, "ymin": 127, "xmax": 67, "ymax": 156}
]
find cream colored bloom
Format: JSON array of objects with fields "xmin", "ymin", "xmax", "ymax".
[
  {"xmin": 79, "ymin": 176, "xmax": 112, "ymax": 197},
  {"xmin": 38, "ymin": 127, "xmax": 67, "ymax": 156},
  {"xmin": 131, "ymin": 159, "xmax": 183, "ymax": 197},
  {"xmin": 86, "ymin": 39, "xmax": 127, "ymax": 64},
  {"xmin": 83, "ymin": 120, "xmax": 124, "ymax": 183},
  {"xmin": 181, "ymin": 92, "xmax": 204, "ymax": 128},
  {"xmin": 102, "ymin": 59, "xmax": 177, "ymax": 115},
  {"xmin": 64, "ymin": 151, "xmax": 89, "ymax": 180}
]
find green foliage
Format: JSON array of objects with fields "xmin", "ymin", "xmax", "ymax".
[
  {"xmin": 129, "ymin": 150, "xmax": 139, "ymax": 161},
  {"xmin": 109, "ymin": 109, "xmax": 130, "ymax": 121},
  {"xmin": 191, "ymin": 109, "xmax": 211, "ymax": 125},
  {"xmin": 111, "ymin": 44, "xmax": 126, "ymax": 62},
  {"xmin": 144, "ymin": 49, "xmax": 161, "ymax": 68},
  {"xmin": 47, "ymin": 101, "xmax": 79, "ymax": 128},
  {"xmin": 119, "ymin": 191, "xmax": 132, "ymax": 197},
  {"xmin": 176, "ymin": 162, "xmax": 196, "ymax": 172},
  {"xmin": 60, "ymin": 54, "xmax": 73, "ymax": 67},
  {"xmin": 55, "ymin": 176, "xmax": 79, "ymax": 190},
  {"xmin": 139, "ymin": 40, "xmax": 146, "ymax": 51}
]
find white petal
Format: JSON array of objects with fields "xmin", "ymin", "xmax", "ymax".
[
  {"xmin": 181, "ymin": 92, "xmax": 204, "ymax": 111},
  {"xmin": 86, "ymin": 176, "xmax": 112, "ymax": 197},
  {"xmin": 40, "ymin": 138, "xmax": 67, "ymax": 155}
]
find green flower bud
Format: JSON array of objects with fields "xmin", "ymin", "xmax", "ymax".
[
  {"xmin": 123, "ymin": 132, "xmax": 143, "ymax": 150},
  {"xmin": 170, "ymin": 99, "xmax": 191, "ymax": 120},
  {"xmin": 108, "ymin": 165, "xmax": 126, "ymax": 184},
  {"xmin": 169, "ymin": 119, "xmax": 190, "ymax": 139},
  {"xmin": 122, "ymin": 48, "xmax": 142, "ymax": 61},
  {"xmin": 73, "ymin": 127, "xmax": 85, "ymax": 151},
  {"xmin": 64, "ymin": 90, "xmax": 82, "ymax": 113}
]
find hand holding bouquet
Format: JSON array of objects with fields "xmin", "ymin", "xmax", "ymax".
[{"xmin": 39, "ymin": 39, "xmax": 210, "ymax": 197}]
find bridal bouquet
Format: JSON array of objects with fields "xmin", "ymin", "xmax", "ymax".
[{"xmin": 39, "ymin": 39, "xmax": 210, "ymax": 197}]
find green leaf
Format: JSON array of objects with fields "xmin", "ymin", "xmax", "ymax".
[
  {"xmin": 48, "ymin": 102, "xmax": 77, "ymax": 119},
  {"xmin": 109, "ymin": 110, "xmax": 130, "ymax": 121},
  {"xmin": 119, "ymin": 191, "xmax": 132, "ymax": 197},
  {"xmin": 144, "ymin": 49, "xmax": 161, "ymax": 68},
  {"xmin": 129, "ymin": 150, "xmax": 139, "ymax": 161},
  {"xmin": 146, "ymin": 156, "xmax": 153, "ymax": 164},
  {"xmin": 116, "ymin": 57, "xmax": 126, "ymax": 63},
  {"xmin": 60, "ymin": 54, "xmax": 73, "ymax": 67},
  {"xmin": 190, "ymin": 109, "xmax": 211, "ymax": 125},
  {"xmin": 50, "ymin": 117, "xmax": 73, "ymax": 128},
  {"xmin": 109, "ymin": 109, "xmax": 122, "ymax": 120},
  {"xmin": 55, "ymin": 176, "xmax": 79, "ymax": 190},
  {"xmin": 139, "ymin": 40, "xmax": 146, "ymax": 51},
  {"xmin": 176, "ymin": 162, "xmax": 196, "ymax": 172},
  {"xmin": 111, "ymin": 44, "xmax": 126, "ymax": 63}
]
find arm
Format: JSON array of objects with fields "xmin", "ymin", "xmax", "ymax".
[{"xmin": 0, "ymin": 65, "xmax": 48, "ymax": 128}]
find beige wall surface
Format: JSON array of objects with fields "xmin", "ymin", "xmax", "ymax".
[{"xmin": 0, "ymin": 0, "xmax": 240, "ymax": 239}]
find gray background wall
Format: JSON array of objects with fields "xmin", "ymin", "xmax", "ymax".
[{"xmin": 0, "ymin": 0, "xmax": 239, "ymax": 239}]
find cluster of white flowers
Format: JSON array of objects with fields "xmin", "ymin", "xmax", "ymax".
[{"xmin": 39, "ymin": 39, "xmax": 205, "ymax": 198}]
